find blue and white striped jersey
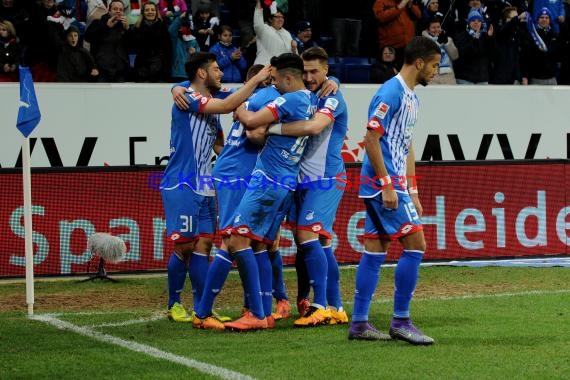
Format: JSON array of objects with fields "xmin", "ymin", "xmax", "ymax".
[
  {"xmin": 298, "ymin": 90, "xmax": 348, "ymax": 182},
  {"xmin": 359, "ymin": 74, "xmax": 419, "ymax": 198},
  {"xmin": 161, "ymin": 87, "xmax": 225, "ymax": 196}
]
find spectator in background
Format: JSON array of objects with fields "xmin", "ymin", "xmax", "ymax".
[
  {"xmin": 453, "ymin": 9, "xmax": 495, "ymax": 84},
  {"xmin": 422, "ymin": 16, "xmax": 458, "ymax": 84},
  {"xmin": 85, "ymin": 0, "xmax": 130, "ymax": 82},
  {"xmin": 455, "ymin": 0, "xmax": 491, "ymax": 34},
  {"xmin": 370, "ymin": 45, "xmax": 398, "ymax": 83},
  {"xmin": 532, "ymin": 0, "xmax": 565, "ymax": 34},
  {"xmin": 129, "ymin": 1, "xmax": 171, "ymax": 82},
  {"xmin": 158, "ymin": 0, "xmax": 187, "ymax": 23},
  {"xmin": 491, "ymin": 6, "xmax": 527, "ymax": 84},
  {"xmin": 521, "ymin": 7, "xmax": 560, "ymax": 85},
  {"xmin": 292, "ymin": 20, "xmax": 318, "ymax": 54},
  {"xmin": 417, "ymin": 0, "xmax": 443, "ymax": 34},
  {"xmin": 193, "ymin": 4, "xmax": 219, "ymax": 51},
  {"xmin": 558, "ymin": 11, "xmax": 570, "ymax": 84},
  {"xmin": 210, "ymin": 25, "xmax": 247, "ymax": 82},
  {"xmin": 0, "ymin": 19, "xmax": 21, "ymax": 82},
  {"xmin": 56, "ymin": 25, "xmax": 98, "ymax": 82},
  {"xmin": 373, "ymin": 0, "xmax": 422, "ymax": 68},
  {"xmin": 328, "ymin": 0, "xmax": 367, "ymax": 56},
  {"xmin": 253, "ymin": 0, "xmax": 295, "ymax": 65},
  {"xmin": 0, "ymin": 0, "xmax": 29, "ymax": 37},
  {"xmin": 169, "ymin": 11, "xmax": 200, "ymax": 81}
]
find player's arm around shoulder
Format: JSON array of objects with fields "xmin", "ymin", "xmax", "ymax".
[{"xmin": 271, "ymin": 109, "xmax": 333, "ymax": 137}]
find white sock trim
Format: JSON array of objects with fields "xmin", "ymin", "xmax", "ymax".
[{"xmin": 363, "ymin": 250, "xmax": 387, "ymax": 256}]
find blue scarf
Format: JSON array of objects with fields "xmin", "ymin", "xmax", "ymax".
[{"xmin": 526, "ymin": 12, "xmax": 548, "ymax": 52}]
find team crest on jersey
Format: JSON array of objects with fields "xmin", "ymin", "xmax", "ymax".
[
  {"xmin": 324, "ymin": 97, "xmax": 339, "ymax": 110},
  {"xmin": 189, "ymin": 91, "xmax": 201, "ymax": 101},
  {"xmin": 305, "ymin": 210, "xmax": 315, "ymax": 221},
  {"xmin": 273, "ymin": 97, "xmax": 286, "ymax": 107},
  {"xmin": 374, "ymin": 102, "xmax": 389, "ymax": 119}
]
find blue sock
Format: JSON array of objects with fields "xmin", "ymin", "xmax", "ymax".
[
  {"xmin": 255, "ymin": 250, "xmax": 273, "ymax": 317},
  {"xmin": 301, "ymin": 239, "xmax": 328, "ymax": 308},
  {"xmin": 234, "ymin": 247, "xmax": 264, "ymax": 319},
  {"xmin": 352, "ymin": 251, "xmax": 386, "ymax": 322},
  {"xmin": 167, "ymin": 253, "xmax": 187, "ymax": 309},
  {"xmin": 195, "ymin": 249, "xmax": 233, "ymax": 318},
  {"xmin": 323, "ymin": 245, "xmax": 342, "ymax": 310},
  {"xmin": 188, "ymin": 252, "xmax": 209, "ymax": 311},
  {"xmin": 394, "ymin": 250, "xmax": 423, "ymax": 318},
  {"xmin": 269, "ymin": 250, "xmax": 288, "ymax": 301},
  {"xmin": 295, "ymin": 248, "xmax": 310, "ymax": 300}
]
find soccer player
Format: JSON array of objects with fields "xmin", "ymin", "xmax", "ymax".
[
  {"xmin": 191, "ymin": 64, "xmax": 282, "ymax": 330},
  {"xmin": 223, "ymin": 53, "xmax": 318, "ymax": 331},
  {"xmin": 267, "ymin": 47, "xmax": 349, "ymax": 327},
  {"xmin": 347, "ymin": 36, "xmax": 440, "ymax": 344},
  {"xmin": 162, "ymin": 52, "xmax": 270, "ymax": 323}
]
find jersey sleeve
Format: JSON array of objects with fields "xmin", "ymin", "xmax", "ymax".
[
  {"xmin": 366, "ymin": 88, "xmax": 400, "ymax": 136},
  {"xmin": 213, "ymin": 87, "xmax": 235, "ymax": 100},
  {"xmin": 265, "ymin": 96, "xmax": 288, "ymax": 121},
  {"xmin": 317, "ymin": 95, "xmax": 340, "ymax": 122},
  {"xmin": 185, "ymin": 91, "xmax": 210, "ymax": 113}
]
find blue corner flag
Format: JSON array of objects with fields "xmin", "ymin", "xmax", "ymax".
[{"xmin": 17, "ymin": 66, "xmax": 41, "ymax": 138}]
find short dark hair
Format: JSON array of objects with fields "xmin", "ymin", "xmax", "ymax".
[
  {"xmin": 270, "ymin": 53, "xmax": 304, "ymax": 78},
  {"xmin": 246, "ymin": 64, "xmax": 265, "ymax": 81},
  {"xmin": 403, "ymin": 36, "xmax": 440, "ymax": 65},
  {"xmin": 185, "ymin": 52, "xmax": 217, "ymax": 81},
  {"xmin": 301, "ymin": 47, "xmax": 329, "ymax": 64}
]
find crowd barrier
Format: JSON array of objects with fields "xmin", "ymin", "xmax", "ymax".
[{"xmin": 1, "ymin": 160, "xmax": 568, "ymax": 277}]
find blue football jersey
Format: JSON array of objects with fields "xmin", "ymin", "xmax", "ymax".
[
  {"xmin": 162, "ymin": 87, "xmax": 223, "ymax": 196},
  {"xmin": 213, "ymin": 85, "xmax": 281, "ymax": 180},
  {"xmin": 299, "ymin": 90, "xmax": 348, "ymax": 182},
  {"xmin": 255, "ymin": 89, "xmax": 318, "ymax": 189},
  {"xmin": 359, "ymin": 74, "xmax": 419, "ymax": 198}
]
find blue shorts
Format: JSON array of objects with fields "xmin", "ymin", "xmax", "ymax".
[
  {"xmin": 214, "ymin": 177, "xmax": 247, "ymax": 236},
  {"xmin": 232, "ymin": 172, "xmax": 293, "ymax": 244},
  {"xmin": 161, "ymin": 186, "xmax": 216, "ymax": 243},
  {"xmin": 288, "ymin": 184, "xmax": 343, "ymax": 239},
  {"xmin": 362, "ymin": 192, "xmax": 423, "ymax": 240}
]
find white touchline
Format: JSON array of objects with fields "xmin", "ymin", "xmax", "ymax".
[{"xmin": 31, "ymin": 314, "xmax": 257, "ymax": 380}]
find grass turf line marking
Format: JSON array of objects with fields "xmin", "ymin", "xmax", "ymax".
[
  {"xmin": 32, "ymin": 314, "xmax": 257, "ymax": 380},
  {"xmin": 90, "ymin": 311, "xmax": 164, "ymax": 328}
]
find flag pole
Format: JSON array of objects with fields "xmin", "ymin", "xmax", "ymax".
[
  {"xmin": 23, "ymin": 135, "xmax": 34, "ymax": 316},
  {"xmin": 17, "ymin": 64, "xmax": 41, "ymax": 317}
]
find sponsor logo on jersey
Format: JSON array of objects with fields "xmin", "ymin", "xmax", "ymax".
[
  {"xmin": 400, "ymin": 224, "xmax": 414, "ymax": 234},
  {"xmin": 374, "ymin": 102, "xmax": 389, "ymax": 119},
  {"xmin": 189, "ymin": 91, "xmax": 201, "ymax": 101},
  {"xmin": 234, "ymin": 214, "xmax": 241, "ymax": 223},
  {"xmin": 311, "ymin": 225, "xmax": 322, "ymax": 232},
  {"xmin": 237, "ymin": 227, "xmax": 250, "ymax": 234},
  {"xmin": 324, "ymin": 97, "xmax": 339, "ymax": 110},
  {"xmin": 171, "ymin": 233, "xmax": 181, "ymax": 241},
  {"xmin": 367, "ymin": 117, "xmax": 383, "ymax": 131},
  {"xmin": 200, "ymin": 97, "xmax": 209, "ymax": 105},
  {"xmin": 273, "ymin": 97, "xmax": 286, "ymax": 107},
  {"xmin": 319, "ymin": 108, "xmax": 332, "ymax": 116}
]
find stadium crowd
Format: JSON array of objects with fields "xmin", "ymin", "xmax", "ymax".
[{"xmin": 2, "ymin": 0, "xmax": 570, "ymax": 84}]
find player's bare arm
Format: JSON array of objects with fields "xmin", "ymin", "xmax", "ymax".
[
  {"xmin": 201, "ymin": 65, "xmax": 272, "ymax": 114},
  {"xmin": 364, "ymin": 128, "xmax": 398, "ymax": 209},
  {"xmin": 269, "ymin": 112, "xmax": 332, "ymax": 136},
  {"xmin": 406, "ymin": 145, "xmax": 422, "ymax": 217},
  {"xmin": 235, "ymin": 105, "xmax": 277, "ymax": 129},
  {"xmin": 213, "ymin": 131, "xmax": 224, "ymax": 155},
  {"xmin": 245, "ymin": 125, "xmax": 269, "ymax": 145}
]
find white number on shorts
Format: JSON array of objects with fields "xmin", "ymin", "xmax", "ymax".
[
  {"xmin": 180, "ymin": 215, "xmax": 193, "ymax": 232},
  {"xmin": 404, "ymin": 202, "xmax": 420, "ymax": 221},
  {"xmin": 290, "ymin": 136, "xmax": 308, "ymax": 155}
]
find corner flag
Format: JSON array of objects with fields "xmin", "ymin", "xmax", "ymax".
[{"xmin": 17, "ymin": 66, "xmax": 41, "ymax": 138}]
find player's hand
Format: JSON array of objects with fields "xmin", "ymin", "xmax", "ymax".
[
  {"xmin": 410, "ymin": 192, "xmax": 423, "ymax": 217},
  {"xmin": 318, "ymin": 78, "xmax": 338, "ymax": 97},
  {"xmin": 437, "ymin": 30, "xmax": 448, "ymax": 45},
  {"xmin": 234, "ymin": 103, "xmax": 246, "ymax": 120},
  {"xmin": 251, "ymin": 64, "xmax": 272, "ymax": 84},
  {"xmin": 382, "ymin": 187, "xmax": 398, "ymax": 210},
  {"xmin": 172, "ymin": 86, "xmax": 191, "ymax": 110},
  {"xmin": 487, "ymin": 24, "xmax": 494, "ymax": 37}
]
